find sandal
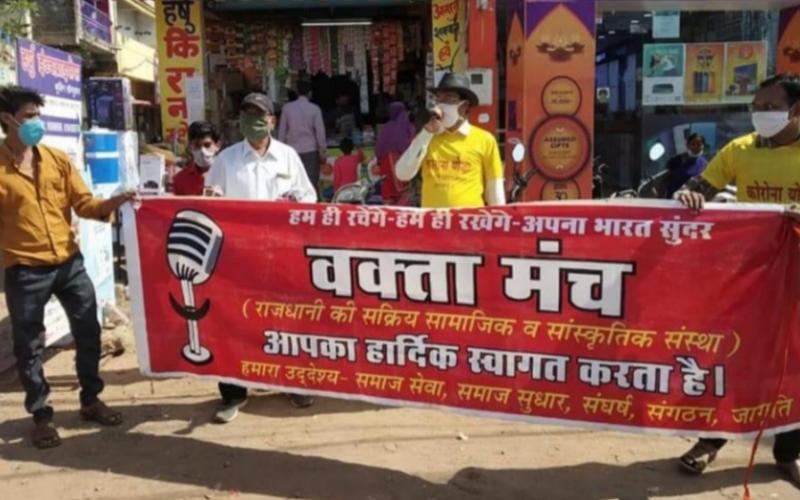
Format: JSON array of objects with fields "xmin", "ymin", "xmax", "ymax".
[
  {"xmin": 80, "ymin": 400, "xmax": 123, "ymax": 426},
  {"xmin": 32, "ymin": 420, "xmax": 61, "ymax": 449},
  {"xmin": 679, "ymin": 441, "xmax": 719, "ymax": 474}
]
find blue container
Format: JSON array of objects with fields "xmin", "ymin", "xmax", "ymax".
[{"xmin": 84, "ymin": 131, "xmax": 120, "ymax": 184}]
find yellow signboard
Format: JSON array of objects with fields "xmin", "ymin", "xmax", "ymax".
[
  {"xmin": 156, "ymin": 0, "xmax": 205, "ymax": 147},
  {"xmin": 432, "ymin": 0, "xmax": 467, "ymax": 85}
]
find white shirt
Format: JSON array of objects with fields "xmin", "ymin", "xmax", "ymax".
[{"xmin": 205, "ymin": 138, "xmax": 317, "ymax": 202}]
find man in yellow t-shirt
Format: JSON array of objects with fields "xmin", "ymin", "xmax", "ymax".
[
  {"xmin": 395, "ymin": 73, "xmax": 505, "ymax": 208},
  {"xmin": 675, "ymin": 73, "xmax": 800, "ymax": 488}
]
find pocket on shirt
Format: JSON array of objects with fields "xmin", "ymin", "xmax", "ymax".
[{"xmin": 43, "ymin": 177, "xmax": 68, "ymax": 205}]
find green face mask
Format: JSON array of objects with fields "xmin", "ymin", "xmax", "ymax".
[{"xmin": 240, "ymin": 115, "xmax": 271, "ymax": 141}]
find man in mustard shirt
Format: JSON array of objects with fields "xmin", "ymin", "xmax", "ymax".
[
  {"xmin": 395, "ymin": 73, "xmax": 505, "ymax": 208},
  {"xmin": 675, "ymin": 74, "xmax": 800, "ymax": 487},
  {"xmin": 0, "ymin": 86, "xmax": 135, "ymax": 449}
]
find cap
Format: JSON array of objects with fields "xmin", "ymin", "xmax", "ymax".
[{"xmin": 240, "ymin": 93, "xmax": 274, "ymax": 114}]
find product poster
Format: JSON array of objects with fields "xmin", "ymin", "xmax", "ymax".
[
  {"xmin": 684, "ymin": 43, "xmax": 725, "ymax": 104},
  {"xmin": 724, "ymin": 41, "xmax": 766, "ymax": 104},
  {"xmin": 642, "ymin": 44, "xmax": 685, "ymax": 105}
]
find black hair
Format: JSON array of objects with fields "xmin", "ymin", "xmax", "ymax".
[
  {"xmin": 297, "ymin": 81, "xmax": 311, "ymax": 96},
  {"xmin": 187, "ymin": 121, "xmax": 220, "ymax": 143},
  {"xmin": 686, "ymin": 133, "xmax": 705, "ymax": 144},
  {"xmin": 340, "ymin": 137, "xmax": 354, "ymax": 154},
  {"xmin": 759, "ymin": 73, "xmax": 800, "ymax": 106},
  {"xmin": 0, "ymin": 86, "xmax": 44, "ymax": 132}
]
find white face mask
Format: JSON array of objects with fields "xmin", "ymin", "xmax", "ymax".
[
  {"xmin": 687, "ymin": 150, "xmax": 704, "ymax": 158},
  {"xmin": 439, "ymin": 102, "xmax": 464, "ymax": 129},
  {"xmin": 752, "ymin": 111, "xmax": 792, "ymax": 139},
  {"xmin": 191, "ymin": 147, "xmax": 216, "ymax": 168}
]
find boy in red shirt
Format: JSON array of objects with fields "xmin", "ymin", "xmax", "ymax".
[
  {"xmin": 172, "ymin": 121, "xmax": 221, "ymax": 195},
  {"xmin": 332, "ymin": 137, "xmax": 362, "ymax": 191}
]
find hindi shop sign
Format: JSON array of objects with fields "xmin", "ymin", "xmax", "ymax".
[
  {"xmin": 123, "ymin": 200, "xmax": 800, "ymax": 438},
  {"xmin": 15, "ymin": 38, "xmax": 82, "ymax": 167},
  {"xmin": 155, "ymin": 0, "xmax": 205, "ymax": 147}
]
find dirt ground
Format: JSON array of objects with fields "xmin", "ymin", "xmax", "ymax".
[{"xmin": 0, "ymin": 325, "xmax": 798, "ymax": 499}]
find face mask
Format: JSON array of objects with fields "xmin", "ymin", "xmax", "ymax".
[
  {"xmin": 11, "ymin": 117, "xmax": 45, "ymax": 146},
  {"xmin": 688, "ymin": 150, "xmax": 704, "ymax": 158},
  {"xmin": 240, "ymin": 115, "xmax": 271, "ymax": 141},
  {"xmin": 191, "ymin": 147, "xmax": 216, "ymax": 168},
  {"xmin": 752, "ymin": 111, "xmax": 792, "ymax": 139},
  {"xmin": 439, "ymin": 102, "xmax": 464, "ymax": 129}
]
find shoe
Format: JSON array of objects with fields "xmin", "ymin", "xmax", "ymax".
[
  {"xmin": 289, "ymin": 394, "xmax": 315, "ymax": 408},
  {"xmin": 678, "ymin": 441, "xmax": 719, "ymax": 474},
  {"xmin": 214, "ymin": 398, "xmax": 247, "ymax": 423},
  {"xmin": 777, "ymin": 459, "xmax": 800, "ymax": 488},
  {"xmin": 80, "ymin": 400, "xmax": 123, "ymax": 426}
]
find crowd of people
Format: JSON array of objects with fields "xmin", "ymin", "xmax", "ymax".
[{"xmin": 0, "ymin": 71, "xmax": 797, "ymax": 488}]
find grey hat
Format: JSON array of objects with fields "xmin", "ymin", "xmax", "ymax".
[
  {"xmin": 428, "ymin": 73, "xmax": 479, "ymax": 107},
  {"xmin": 241, "ymin": 93, "xmax": 274, "ymax": 114}
]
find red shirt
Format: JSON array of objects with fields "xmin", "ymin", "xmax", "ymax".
[
  {"xmin": 333, "ymin": 154, "xmax": 361, "ymax": 190},
  {"xmin": 172, "ymin": 163, "xmax": 207, "ymax": 196}
]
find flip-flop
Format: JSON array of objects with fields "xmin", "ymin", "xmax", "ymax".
[
  {"xmin": 80, "ymin": 401, "xmax": 123, "ymax": 426},
  {"xmin": 679, "ymin": 442, "xmax": 719, "ymax": 474},
  {"xmin": 32, "ymin": 420, "xmax": 61, "ymax": 449}
]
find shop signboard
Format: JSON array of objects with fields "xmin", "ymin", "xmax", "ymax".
[
  {"xmin": 155, "ymin": 0, "xmax": 205, "ymax": 148},
  {"xmin": 724, "ymin": 41, "xmax": 767, "ymax": 104},
  {"xmin": 0, "ymin": 32, "xmax": 15, "ymax": 88},
  {"xmin": 432, "ymin": 0, "xmax": 468, "ymax": 85},
  {"xmin": 642, "ymin": 44, "xmax": 685, "ymax": 106},
  {"xmin": 15, "ymin": 38, "xmax": 83, "ymax": 167},
  {"xmin": 683, "ymin": 43, "xmax": 725, "ymax": 105}
]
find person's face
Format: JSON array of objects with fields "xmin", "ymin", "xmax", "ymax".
[
  {"xmin": 687, "ymin": 137, "xmax": 704, "ymax": 155},
  {"xmin": 240, "ymin": 105, "xmax": 275, "ymax": 128},
  {"xmin": 434, "ymin": 90, "xmax": 468, "ymax": 116},
  {"xmin": 753, "ymin": 84, "xmax": 798, "ymax": 116},
  {"xmin": 0, "ymin": 102, "xmax": 41, "ymax": 132},
  {"xmin": 190, "ymin": 136, "xmax": 219, "ymax": 154}
]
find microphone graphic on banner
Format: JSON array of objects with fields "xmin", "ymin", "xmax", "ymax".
[{"xmin": 167, "ymin": 210, "xmax": 224, "ymax": 365}]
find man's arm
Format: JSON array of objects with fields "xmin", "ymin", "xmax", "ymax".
[
  {"xmin": 483, "ymin": 136, "xmax": 506, "ymax": 206},
  {"xmin": 204, "ymin": 150, "xmax": 227, "ymax": 194},
  {"xmin": 675, "ymin": 142, "xmax": 733, "ymax": 212},
  {"xmin": 67, "ymin": 160, "xmax": 133, "ymax": 220},
  {"xmin": 395, "ymin": 130, "xmax": 433, "ymax": 182}
]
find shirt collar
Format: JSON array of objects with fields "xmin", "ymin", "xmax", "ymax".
[
  {"xmin": 456, "ymin": 120, "xmax": 471, "ymax": 136},
  {"xmin": 242, "ymin": 139, "xmax": 278, "ymax": 161}
]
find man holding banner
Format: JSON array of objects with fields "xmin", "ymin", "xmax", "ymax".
[
  {"xmin": 676, "ymin": 73, "xmax": 800, "ymax": 486},
  {"xmin": 205, "ymin": 92, "xmax": 316, "ymax": 422},
  {"xmin": 0, "ymin": 86, "xmax": 136, "ymax": 448}
]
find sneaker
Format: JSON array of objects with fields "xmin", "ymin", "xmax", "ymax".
[
  {"xmin": 777, "ymin": 459, "xmax": 800, "ymax": 488},
  {"xmin": 289, "ymin": 394, "xmax": 315, "ymax": 408},
  {"xmin": 214, "ymin": 398, "xmax": 248, "ymax": 423}
]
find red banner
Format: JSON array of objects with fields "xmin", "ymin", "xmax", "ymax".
[{"xmin": 123, "ymin": 199, "xmax": 800, "ymax": 438}]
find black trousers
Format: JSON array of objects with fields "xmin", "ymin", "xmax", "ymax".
[
  {"xmin": 700, "ymin": 429, "xmax": 800, "ymax": 462},
  {"xmin": 219, "ymin": 383, "xmax": 247, "ymax": 404},
  {"xmin": 5, "ymin": 254, "xmax": 104, "ymax": 423},
  {"xmin": 298, "ymin": 151, "xmax": 321, "ymax": 196}
]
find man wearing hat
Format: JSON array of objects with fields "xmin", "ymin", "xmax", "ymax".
[
  {"xmin": 395, "ymin": 73, "xmax": 505, "ymax": 208},
  {"xmin": 205, "ymin": 93, "xmax": 317, "ymax": 422}
]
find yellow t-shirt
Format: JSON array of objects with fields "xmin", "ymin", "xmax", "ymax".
[
  {"xmin": 420, "ymin": 123, "xmax": 504, "ymax": 208},
  {"xmin": 702, "ymin": 132, "xmax": 800, "ymax": 203}
]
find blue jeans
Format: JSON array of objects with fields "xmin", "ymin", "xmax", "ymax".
[{"xmin": 5, "ymin": 253, "xmax": 104, "ymax": 422}]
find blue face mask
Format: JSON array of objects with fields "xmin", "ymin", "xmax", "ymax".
[{"xmin": 13, "ymin": 117, "xmax": 46, "ymax": 146}]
